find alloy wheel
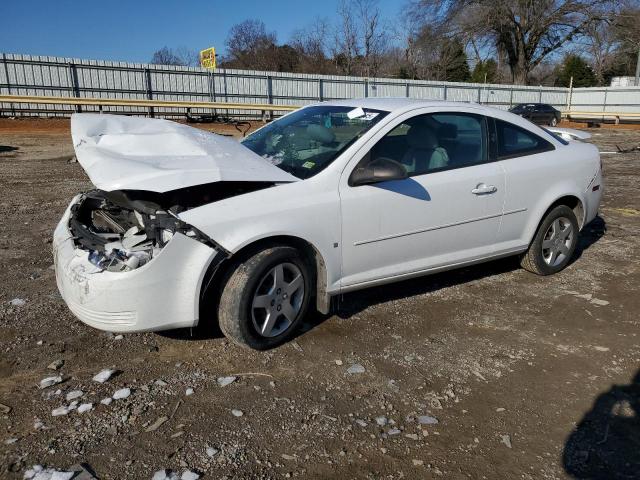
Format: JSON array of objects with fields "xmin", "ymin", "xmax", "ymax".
[
  {"xmin": 251, "ymin": 262, "xmax": 305, "ymax": 337},
  {"xmin": 541, "ymin": 217, "xmax": 574, "ymax": 267}
]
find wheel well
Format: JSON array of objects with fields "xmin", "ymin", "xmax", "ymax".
[
  {"xmin": 199, "ymin": 236, "xmax": 330, "ymax": 325},
  {"xmin": 546, "ymin": 195, "xmax": 585, "ymax": 228}
]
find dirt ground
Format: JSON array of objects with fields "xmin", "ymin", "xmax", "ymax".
[{"xmin": 0, "ymin": 117, "xmax": 639, "ymax": 480}]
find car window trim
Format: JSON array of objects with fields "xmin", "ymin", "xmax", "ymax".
[{"xmin": 349, "ymin": 111, "xmax": 491, "ymax": 185}]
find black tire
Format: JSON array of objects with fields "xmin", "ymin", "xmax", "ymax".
[
  {"xmin": 521, "ymin": 205, "xmax": 579, "ymax": 275},
  {"xmin": 217, "ymin": 246, "xmax": 313, "ymax": 350},
  {"xmin": 550, "ymin": 116, "xmax": 558, "ymax": 127}
]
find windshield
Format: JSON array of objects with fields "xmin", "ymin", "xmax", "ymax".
[{"xmin": 241, "ymin": 105, "xmax": 388, "ymax": 179}]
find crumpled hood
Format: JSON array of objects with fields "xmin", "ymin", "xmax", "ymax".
[{"xmin": 70, "ymin": 113, "xmax": 298, "ymax": 192}]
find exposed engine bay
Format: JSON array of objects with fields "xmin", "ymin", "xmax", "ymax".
[{"xmin": 68, "ymin": 182, "xmax": 273, "ymax": 272}]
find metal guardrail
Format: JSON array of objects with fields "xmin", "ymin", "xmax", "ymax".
[
  {"xmin": 563, "ymin": 111, "xmax": 640, "ymax": 124},
  {"xmin": 0, "ymin": 94, "xmax": 299, "ymax": 112},
  {"xmin": 3, "ymin": 95, "xmax": 640, "ymax": 126}
]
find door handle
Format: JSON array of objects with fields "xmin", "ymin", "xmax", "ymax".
[{"xmin": 471, "ymin": 183, "xmax": 497, "ymax": 195}]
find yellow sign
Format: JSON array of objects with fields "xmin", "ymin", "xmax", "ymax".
[{"xmin": 200, "ymin": 47, "xmax": 216, "ymax": 70}]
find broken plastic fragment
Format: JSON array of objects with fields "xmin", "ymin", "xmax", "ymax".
[
  {"xmin": 92, "ymin": 368, "xmax": 116, "ymax": 383},
  {"xmin": 112, "ymin": 388, "xmax": 131, "ymax": 400},
  {"xmin": 39, "ymin": 376, "xmax": 63, "ymax": 389}
]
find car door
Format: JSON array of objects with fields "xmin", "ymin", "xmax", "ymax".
[
  {"xmin": 530, "ymin": 104, "xmax": 544, "ymax": 124},
  {"xmin": 338, "ymin": 110, "xmax": 506, "ymax": 289},
  {"xmin": 490, "ymin": 117, "xmax": 558, "ymax": 252}
]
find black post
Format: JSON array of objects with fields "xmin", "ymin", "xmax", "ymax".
[
  {"xmin": 1, "ymin": 53, "xmax": 15, "ymax": 117},
  {"xmin": 208, "ymin": 71, "xmax": 217, "ymax": 119},
  {"xmin": 68, "ymin": 62, "xmax": 82, "ymax": 113},
  {"xmin": 144, "ymin": 68, "xmax": 154, "ymax": 118},
  {"xmin": 267, "ymin": 75, "xmax": 274, "ymax": 120},
  {"xmin": 318, "ymin": 79, "xmax": 324, "ymax": 101}
]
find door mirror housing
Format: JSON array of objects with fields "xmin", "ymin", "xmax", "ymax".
[{"xmin": 350, "ymin": 157, "xmax": 408, "ymax": 186}]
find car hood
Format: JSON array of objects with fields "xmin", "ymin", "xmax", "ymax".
[{"xmin": 70, "ymin": 113, "xmax": 298, "ymax": 192}]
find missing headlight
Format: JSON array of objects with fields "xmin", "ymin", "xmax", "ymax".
[{"xmin": 69, "ymin": 190, "xmax": 225, "ymax": 272}]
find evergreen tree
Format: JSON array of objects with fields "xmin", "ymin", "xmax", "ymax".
[
  {"xmin": 556, "ymin": 55, "xmax": 597, "ymax": 87},
  {"xmin": 441, "ymin": 40, "xmax": 471, "ymax": 82},
  {"xmin": 471, "ymin": 59, "xmax": 498, "ymax": 83}
]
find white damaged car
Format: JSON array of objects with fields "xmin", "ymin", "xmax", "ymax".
[{"xmin": 54, "ymin": 99, "xmax": 603, "ymax": 349}]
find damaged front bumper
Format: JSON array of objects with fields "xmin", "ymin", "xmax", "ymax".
[{"xmin": 53, "ymin": 196, "xmax": 224, "ymax": 333}]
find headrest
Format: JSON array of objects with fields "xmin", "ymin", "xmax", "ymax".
[
  {"xmin": 406, "ymin": 125, "xmax": 438, "ymax": 149},
  {"xmin": 307, "ymin": 124, "xmax": 336, "ymax": 144}
]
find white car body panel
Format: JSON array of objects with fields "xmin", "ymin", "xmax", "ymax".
[
  {"xmin": 70, "ymin": 113, "xmax": 298, "ymax": 192},
  {"xmin": 55, "ymin": 99, "xmax": 603, "ymax": 333},
  {"xmin": 337, "ymin": 106, "xmax": 505, "ymax": 288}
]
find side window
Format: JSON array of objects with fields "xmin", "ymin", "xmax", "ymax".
[
  {"xmin": 495, "ymin": 119, "xmax": 554, "ymax": 159},
  {"xmin": 359, "ymin": 112, "xmax": 487, "ymax": 177}
]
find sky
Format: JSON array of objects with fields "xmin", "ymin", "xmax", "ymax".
[{"xmin": 0, "ymin": 0, "xmax": 403, "ymax": 63}]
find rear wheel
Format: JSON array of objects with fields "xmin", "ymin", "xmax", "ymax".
[
  {"xmin": 217, "ymin": 246, "xmax": 313, "ymax": 350},
  {"xmin": 521, "ymin": 205, "xmax": 578, "ymax": 275},
  {"xmin": 549, "ymin": 116, "xmax": 558, "ymax": 127}
]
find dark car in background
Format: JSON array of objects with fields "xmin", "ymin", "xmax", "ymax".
[{"xmin": 509, "ymin": 103, "xmax": 562, "ymax": 127}]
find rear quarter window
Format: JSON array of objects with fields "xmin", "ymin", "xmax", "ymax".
[{"xmin": 495, "ymin": 119, "xmax": 555, "ymax": 159}]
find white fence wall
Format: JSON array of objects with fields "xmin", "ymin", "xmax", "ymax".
[{"xmin": 1, "ymin": 53, "xmax": 639, "ymax": 119}]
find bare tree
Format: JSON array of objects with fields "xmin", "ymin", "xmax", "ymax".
[
  {"xmin": 410, "ymin": 0, "xmax": 615, "ymax": 84},
  {"xmin": 582, "ymin": 19, "xmax": 618, "ymax": 85},
  {"xmin": 332, "ymin": 0, "xmax": 389, "ymax": 76},
  {"xmin": 612, "ymin": 1, "xmax": 640, "ymax": 80},
  {"xmin": 150, "ymin": 47, "xmax": 197, "ymax": 66},
  {"xmin": 290, "ymin": 18, "xmax": 333, "ymax": 74},
  {"xmin": 333, "ymin": 0, "xmax": 360, "ymax": 74},
  {"xmin": 223, "ymin": 19, "xmax": 278, "ymax": 70}
]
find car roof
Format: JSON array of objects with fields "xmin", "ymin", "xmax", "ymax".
[
  {"xmin": 318, "ymin": 97, "xmax": 490, "ymax": 114},
  {"xmin": 313, "ymin": 97, "xmax": 564, "ymax": 146}
]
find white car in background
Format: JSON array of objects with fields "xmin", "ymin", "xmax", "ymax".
[{"xmin": 54, "ymin": 99, "xmax": 603, "ymax": 349}]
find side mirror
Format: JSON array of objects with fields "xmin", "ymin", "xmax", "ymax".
[{"xmin": 350, "ymin": 157, "xmax": 408, "ymax": 186}]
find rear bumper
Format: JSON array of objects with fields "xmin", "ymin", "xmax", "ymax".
[{"xmin": 53, "ymin": 201, "xmax": 222, "ymax": 333}]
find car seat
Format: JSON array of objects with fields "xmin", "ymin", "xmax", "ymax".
[{"xmin": 401, "ymin": 125, "xmax": 449, "ymax": 174}]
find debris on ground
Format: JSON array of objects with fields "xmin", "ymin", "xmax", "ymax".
[
  {"xmin": 47, "ymin": 359, "xmax": 64, "ymax": 370},
  {"xmin": 92, "ymin": 369, "xmax": 116, "ymax": 383},
  {"xmin": 39, "ymin": 376, "xmax": 63, "ymax": 389},
  {"xmin": 216, "ymin": 376, "xmax": 236, "ymax": 387},
  {"xmin": 347, "ymin": 364, "xmax": 366, "ymax": 374},
  {"xmin": 112, "ymin": 388, "xmax": 131, "ymax": 400}
]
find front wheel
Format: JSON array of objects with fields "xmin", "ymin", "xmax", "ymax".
[
  {"xmin": 550, "ymin": 117, "xmax": 558, "ymax": 127},
  {"xmin": 521, "ymin": 205, "xmax": 579, "ymax": 275},
  {"xmin": 217, "ymin": 246, "xmax": 313, "ymax": 350}
]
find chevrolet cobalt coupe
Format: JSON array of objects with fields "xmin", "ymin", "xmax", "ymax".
[{"xmin": 54, "ymin": 99, "xmax": 603, "ymax": 349}]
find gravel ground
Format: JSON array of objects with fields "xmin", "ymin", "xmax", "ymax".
[{"xmin": 0, "ymin": 118, "xmax": 639, "ymax": 480}]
